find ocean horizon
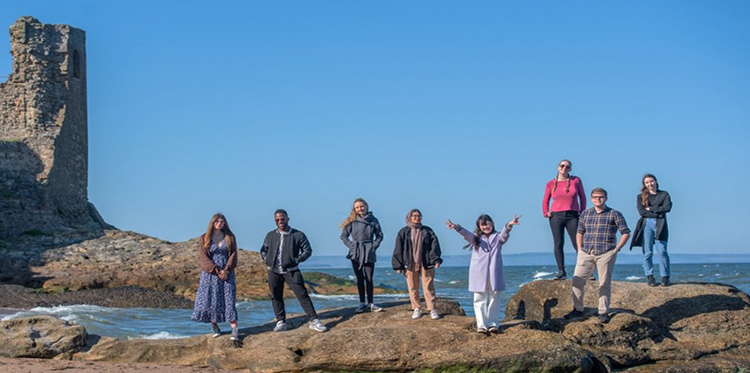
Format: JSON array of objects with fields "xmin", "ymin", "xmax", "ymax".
[{"xmin": 301, "ymin": 252, "xmax": 750, "ymax": 269}]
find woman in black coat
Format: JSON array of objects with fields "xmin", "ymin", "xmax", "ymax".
[
  {"xmin": 392, "ymin": 209, "xmax": 443, "ymax": 320},
  {"xmin": 630, "ymin": 174, "xmax": 673, "ymax": 287}
]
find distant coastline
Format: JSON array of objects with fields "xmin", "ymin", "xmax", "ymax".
[{"xmin": 302, "ymin": 252, "xmax": 750, "ymax": 269}]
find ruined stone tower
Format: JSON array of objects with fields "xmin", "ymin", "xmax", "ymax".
[{"xmin": 1, "ymin": 16, "xmax": 108, "ymax": 238}]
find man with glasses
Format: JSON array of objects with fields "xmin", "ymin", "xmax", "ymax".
[
  {"xmin": 565, "ymin": 188, "xmax": 630, "ymax": 323},
  {"xmin": 260, "ymin": 209, "xmax": 328, "ymax": 332}
]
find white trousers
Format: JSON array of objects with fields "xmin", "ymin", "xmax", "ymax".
[{"xmin": 473, "ymin": 289, "xmax": 503, "ymax": 329}]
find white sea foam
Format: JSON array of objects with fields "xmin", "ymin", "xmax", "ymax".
[
  {"xmin": 309, "ymin": 294, "xmax": 359, "ymax": 300},
  {"xmin": 374, "ymin": 293, "xmax": 410, "ymax": 298},
  {"xmin": 3, "ymin": 304, "xmax": 113, "ymax": 321},
  {"xmin": 129, "ymin": 331, "xmax": 188, "ymax": 340},
  {"xmin": 28, "ymin": 304, "xmax": 111, "ymax": 314},
  {"xmin": 533, "ymin": 271, "xmax": 554, "ymax": 279},
  {"xmin": 449, "ymin": 280, "xmax": 460, "ymax": 284},
  {"xmin": 626, "ymin": 276, "xmax": 643, "ymax": 281}
]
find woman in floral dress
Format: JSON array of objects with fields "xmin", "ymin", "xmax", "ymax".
[{"xmin": 191, "ymin": 213, "xmax": 239, "ymax": 340}]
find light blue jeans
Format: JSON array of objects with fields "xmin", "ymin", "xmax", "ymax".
[{"xmin": 642, "ymin": 218, "xmax": 670, "ymax": 277}]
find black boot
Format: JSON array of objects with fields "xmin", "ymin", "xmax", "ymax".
[
  {"xmin": 647, "ymin": 275, "xmax": 657, "ymax": 287},
  {"xmin": 554, "ymin": 270, "xmax": 567, "ymax": 280},
  {"xmin": 661, "ymin": 276, "xmax": 670, "ymax": 287}
]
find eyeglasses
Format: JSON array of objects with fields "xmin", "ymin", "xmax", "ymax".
[
  {"xmin": 591, "ymin": 196, "xmax": 606, "ymax": 199},
  {"xmin": 559, "ymin": 164, "xmax": 571, "ymax": 170},
  {"xmin": 274, "ymin": 218, "xmax": 287, "ymax": 222}
]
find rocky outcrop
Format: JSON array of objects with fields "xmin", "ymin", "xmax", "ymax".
[
  {"xmin": 0, "ymin": 229, "xmax": 392, "ymax": 304},
  {"xmin": 0, "ymin": 284, "xmax": 194, "ymax": 309},
  {"xmin": 74, "ymin": 299, "xmax": 597, "ymax": 372},
  {"xmin": 505, "ymin": 280, "xmax": 750, "ymax": 371},
  {"xmin": 4, "ymin": 282, "xmax": 748, "ymax": 371},
  {"xmin": 0, "ymin": 315, "xmax": 87, "ymax": 358}
]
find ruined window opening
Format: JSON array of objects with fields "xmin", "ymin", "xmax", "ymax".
[{"xmin": 73, "ymin": 50, "xmax": 81, "ymax": 79}]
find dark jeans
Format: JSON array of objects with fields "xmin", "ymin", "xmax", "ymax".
[
  {"xmin": 350, "ymin": 260, "xmax": 375, "ymax": 304},
  {"xmin": 549, "ymin": 211, "xmax": 579, "ymax": 273},
  {"xmin": 268, "ymin": 269, "xmax": 318, "ymax": 322}
]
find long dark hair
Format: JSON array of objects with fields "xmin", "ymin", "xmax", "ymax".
[
  {"xmin": 464, "ymin": 214, "xmax": 495, "ymax": 250},
  {"xmin": 552, "ymin": 159, "xmax": 573, "ymax": 193},
  {"xmin": 202, "ymin": 213, "xmax": 235, "ymax": 250},
  {"xmin": 640, "ymin": 174, "xmax": 659, "ymax": 207}
]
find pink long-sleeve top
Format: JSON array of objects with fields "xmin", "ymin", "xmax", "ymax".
[{"xmin": 542, "ymin": 176, "xmax": 586, "ymax": 216}]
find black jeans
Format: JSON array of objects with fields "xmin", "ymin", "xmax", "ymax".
[
  {"xmin": 549, "ymin": 211, "xmax": 579, "ymax": 273},
  {"xmin": 267, "ymin": 269, "xmax": 318, "ymax": 322},
  {"xmin": 351, "ymin": 260, "xmax": 375, "ymax": 304}
]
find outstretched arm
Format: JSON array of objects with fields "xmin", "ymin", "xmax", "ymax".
[
  {"xmin": 446, "ymin": 219, "xmax": 475, "ymax": 243},
  {"xmin": 498, "ymin": 214, "xmax": 521, "ymax": 244}
]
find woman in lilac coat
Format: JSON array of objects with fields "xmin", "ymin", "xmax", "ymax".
[{"xmin": 447, "ymin": 214, "xmax": 521, "ymax": 334}]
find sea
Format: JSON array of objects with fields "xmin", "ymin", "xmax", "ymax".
[{"xmin": 2, "ymin": 253, "xmax": 749, "ymax": 340}]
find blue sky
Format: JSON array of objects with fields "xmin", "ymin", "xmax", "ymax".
[{"xmin": 2, "ymin": 1, "xmax": 748, "ymax": 257}]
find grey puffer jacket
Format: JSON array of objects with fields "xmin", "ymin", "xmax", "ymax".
[{"xmin": 340, "ymin": 212, "xmax": 384, "ymax": 268}]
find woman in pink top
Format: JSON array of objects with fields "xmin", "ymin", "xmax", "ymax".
[{"xmin": 542, "ymin": 159, "xmax": 586, "ymax": 279}]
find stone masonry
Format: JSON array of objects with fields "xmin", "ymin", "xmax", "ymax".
[{"xmin": 1, "ymin": 16, "xmax": 109, "ymax": 239}]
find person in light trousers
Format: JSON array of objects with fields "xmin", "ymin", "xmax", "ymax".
[{"xmin": 447, "ymin": 214, "xmax": 521, "ymax": 334}]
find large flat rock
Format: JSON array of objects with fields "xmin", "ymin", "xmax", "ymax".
[
  {"xmin": 505, "ymin": 279, "xmax": 750, "ymax": 371},
  {"xmin": 0, "ymin": 315, "xmax": 87, "ymax": 358},
  {"xmin": 5, "ymin": 281, "xmax": 749, "ymax": 371},
  {"xmin": 74, "ymin": 299, "xmax": 597, "ymax": 372}
]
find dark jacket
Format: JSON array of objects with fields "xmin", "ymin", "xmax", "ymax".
[
  {"xmin": 340, "ymin": 212, "xmax": 384, "ymax": 268},
  {"xmin": 630, "ymin": 190, "xmax": 672, "ymax": 250},
  {"xmin": 392, "ymin": 225, "xmax": 443, "ymax": 270},
  {"xmin": 260, "ymin": 228, "xmax": 312, "ymax": 271}
]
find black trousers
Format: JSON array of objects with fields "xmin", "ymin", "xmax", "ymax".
[
  {"xmin": 268, "ymin": 269, "xmax": 318, "ymax": 322},
  {"xmin": 549, "ymin": 211, "xmax": 579, "ymax": 273},
  {"xmin": 350, "ymin": 260, "xmax": 375, "ymax": 304}
]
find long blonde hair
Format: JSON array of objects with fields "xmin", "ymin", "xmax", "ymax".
[
  {"xmin": 202, "ymin": 213, "xmax": 235, "ymax": 250},
  {"xmin": 340, "ymin": 198, "xmax": 368, "ymax": 229}
]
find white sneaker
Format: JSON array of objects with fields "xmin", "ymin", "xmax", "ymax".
[
  {"xmin": 369, "ymin": 303, "xmax": 383, "ymax": 312},
  {"xmin": 211, "ymin": 324, "xmax": 221, "ymax": 338},
  {"xmin": 430, "ymin": 309, "xmax": 440, "ymax": 319},
  {"xmin": 309, "ymin": 319, "xmax": 328, "ymax": 332},
  {"xmin": 230, "ymin": 327, "xmax": 239, "ymax": 341},
  {"xmin": 273, "ymin": 320, "xmax": 287, "ymax": 332},
  {"xmin": 412, "ymin": 308, "xmax": 422, "ymax": 319},
  {"xmin": 355, "ymin": 304, "xmax": 368, "ymax": 313}
]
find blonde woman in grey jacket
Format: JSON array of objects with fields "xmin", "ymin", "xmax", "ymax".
[{"xmin": 341, "ymin": 198, "xmax": 384, "ymax": 313}]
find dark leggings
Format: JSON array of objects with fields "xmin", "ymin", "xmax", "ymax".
[
  {"xmin": 351, "ymin": 260, "xmax": 375, "ymax": 304},
  {"xmin": 549, "ymin": 211, "xmax": 579, "ymax": 273}
]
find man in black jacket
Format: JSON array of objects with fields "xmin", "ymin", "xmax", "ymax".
[{"xmin": 260, "ymin": 209, "xmax": 328, "ymax": 332}]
